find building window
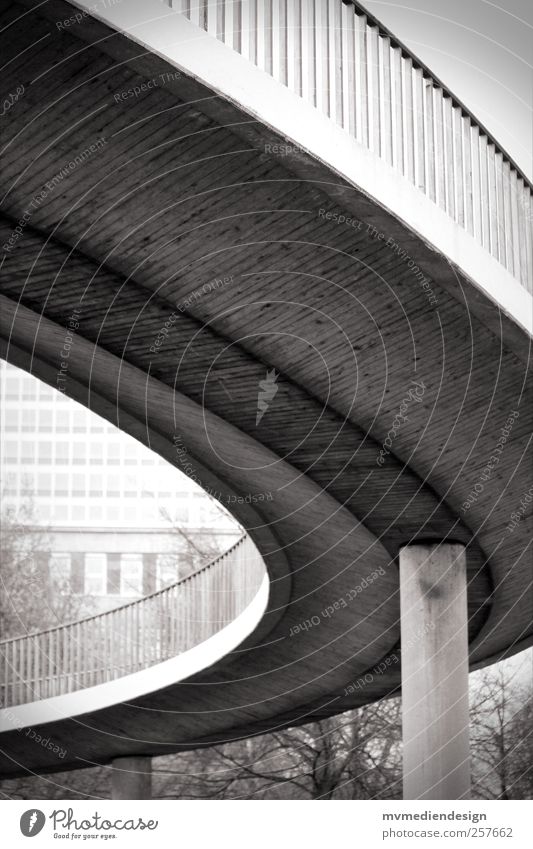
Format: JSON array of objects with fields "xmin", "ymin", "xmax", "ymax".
[
  {"xmin": 38, "ymin": 442, "xmax": 52, "ymax": 464},
  {"xmin": 22, "ymin": 377, "xmax": 37, "ymax": 400},
  {"xmin": 50, "ymin": 553, "xmax": 71, "ymax": 592},
  {"xmin": 21, "ymin": 410, "xmax": 36, "ymax": 432},
  {"xmin": 72, "ymin": 504, "xmax": 85, "ymax": 522},
  {"xmin": 108, "ymin": 443, "xmax": 121, "ymax": 464},
  {"xmin": 84, "ymin": 554, "xmax": 107, "ymax": 595},
  {"xmin": 21, "ymin": 441, "xmax": 36, "ymax": 463},
  {"xmin": 6, "ymin": 378, "xmax": 19, "ymax": 399},
  {"xmin": 56, "ymin": 410, "xmax": 70, "ymax": 433},
  {"xmin": 71, "ymin": 553, "xmax": 84, "ymax": 594},
  {"xmin": 174, "ymin": 493, "xmax": 189, "ymax": 523},
  {"xmin": 39, "ymin": 409, "xmax": 53, "ymax": 431},
  {"xmin": 89, "ymin": 443, "xmax": 103, "ymax": 464},
  {"xmin": 56, "ymin": 442, "xmax": 69, "ymax": 464},
  {"xmin": 3, "ymin": 472, "xmax": 17, "ymax": 495},
  {"xmin": 37, "ymin": 472, "xmax": 52, "ymax": 496},
  {"xmin": 4, "ymin": 410, "xmax": 19, "ymax": 430},
  {"xmin": 52, "ymin": 504, "xmax": 67, "ymax": 524},
  {"xmin": 120, "ymin": 554, "xmax": 143, "ymax": 596},
  {"xmin": 107, "ymin": 553, "xmax": 121, "ymax": 594},
  {"xmin": 55, "ymin": 473, "xmax": 69, "ymax": 497},
  {"xmin": 125, "ymin": 444, "xmax": 137, "ymax": 465},
  {"xmin": 4, "ymin": 442, "xmax": 18, "ymax": 463},
  {"xmin": 73, "ymin": 442, "xmax": 87, "ymax": 464},
  {"xmin": 107, "ymin": 475, "xmax": 121, "ymax": 497},
  {"xmin": 89, "ymin": 474, "xmax": 103, "ymax": 497},
  {"xmin": 107, "ymin": 506, "xmax": 120, "ymax": 522},
  {"xmin": 73, "ymin": 410, "xmax": 86, "ymax": 432},
  {"xmin": 72, "ymin": 474, "xmax": 85, "ymax": 497},
  {"xmin": 39, "ymin": 383, "xmax": 53, "ymax": 400}
]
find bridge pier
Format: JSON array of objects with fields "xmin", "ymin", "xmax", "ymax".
[
  {"xmin": 111, "ymin": 757, "xmax": 152, "ymax": 799},
  {"xmin": 399, "ymin": 542, "xmax": 470, "ymax": 800}
]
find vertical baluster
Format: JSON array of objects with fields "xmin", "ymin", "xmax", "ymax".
[
  {"xmin": 487, "ymin": 143, "xmax": 498, "ymax": 258},
  {"xmin": 413, "ymin": 67, "xmax": 425, "ymax": 192},
  {"xmin": 256, "ymin": 0, "xmax": 266, "ymax": 71},
  {"xmin": 314, "ymin": 0, "xmax": 328, "ymax": 116},
  {"xmin": 271, "ymin": 0, "xmax": 281, "ymax": 84},
  {"xmin": 354, "ymin": 12, "xmax": 368, "ymax": 147},
  {"xmin": 502, "ymin": 159, "xmax": 514, "ymax": 278},
  {"xmin": 189, "ymin": 0, "xmax": 201, "ymax": 27},
  {"xmin": 443, "ymin": 97, "xmax": 455, "ymax": 220},
  {"xmin": 207, "ymin": 0, "xmax": 219, "ymax": 37},
  {"xmin": 379, "ymin": 37, "xmax": 393, "ymax": 165},
  {"xmin": 524, "ymin": 189, "xmax": 533, "ymax": 293},
  {"xmin": 391, "ymin": 47, "xmax": 403, "ymax": 174},
  {"xmin": 494, "ymin": 152, "xmax": 505, "ymax": 267},
  {"xmin": 19, "ymin": 638, "xmax": 25, "ymax": 704},
  {"xmin": 479, "ymin": 134, "xmax": 490, "ymax": 250},
  {"xmin": 217, "ymin": 0, "xmax": 227, "ymax": 44},
  {"xmin": 433, "ymin": 88, "xmax": 446, "ymax": 210},
  {"xmin": 287, "ymin": 0, "xmax": 297, "ymax": 95},
  {"xmin": 517, "ymin": 177, "xmax": 529, "ymax": 288},
  {"xmin": 62, "ymin": 626, "xmax": 68, "ymax": 694},
  {"xmin": 326, "ymin": 0, "xmax": 339, "ymax": 125},
  {"xmin": 265, "ymin": 0, "xmax": 273, "ymax": 76},
  {"xmin": 1, "ymin": 645, "xmax": 7, "ymax": 707},
  {"xmin": 453, "ymin": 106, "xmax": 464, "ymax": 227},
  {"xmin": 341, "ymin": 0, "xmax": 354, "ymax": 135},
  {"xmin": 225, "ymin": 0, "xmax": 235, "ymax": 50},
  {"xmin": 11, "ymin": 641, "xmax": 16, "ymax": 705},
  {"xmin": 424, "ymin": 81, "xmax": 435, "ymax": 201},
  {"xmin": 47, "ymin": 630, "xmax": 52, "ymax": 700},
  {"xmin": 462, "ymin": 115, "xmax": 473, "ymax": 235},
  {"xmin": 403, "ymin": 56, "xmax": 415, "ymax": 185},
  {"xmin": 234, "ymin": 0, "xmax": 243, "ymax": 53},
  {"xmin": 140, "ymin": 601, "xmax": 145, "ymax": 669},
  {"xmin": 367, "ymin": 25, "xmax": 380, "ymax": 154},
  {"xmin": 301, "ymin": 0, "xmax": 315, "ymax": 106},
  {"xmin": 75, "ymin": 621, "xmax": 80, "ymax": 689},
  {"xmin": 470, "ymin": 125, "xmax": 482, "ymax": 244},
  {"xmin": 174, "ymin": 585, "xmax": 179, "ymax": 656}
]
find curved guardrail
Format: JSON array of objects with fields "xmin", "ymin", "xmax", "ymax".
[
  {"xmin": 169, "ymin": 0, "xmax": 532, "ymax": 292},
  {"xmin": 0, "ymin": 534, "xmax": 265, "ymax": 708}
]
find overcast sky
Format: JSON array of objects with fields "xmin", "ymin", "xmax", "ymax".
[{"xmin": 362, "ymin": 0, "xmax": 533, "ymax": 180}]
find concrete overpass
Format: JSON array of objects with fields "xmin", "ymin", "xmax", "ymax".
[{"xmin": 0, "ymin": 0, "xmax": 531, "ymax": 798}]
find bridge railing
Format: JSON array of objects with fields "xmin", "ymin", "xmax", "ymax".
[
  {"xmin": 0, "ymin": 534, "xmax": 265, "ymax": 708},
  {"xmin": 170, "ymin": 0, "xmax": 532, "ymax": 292}
]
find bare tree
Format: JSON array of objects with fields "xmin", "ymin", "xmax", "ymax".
[
  {"xmin": 152, "ymin": 699, "xmax": 402, "ymax": 800},
  {"xmin": 470, "ymin": 664, "xmax": 533, "ymax": 800},
  {"xmin": 0, "ymin": 493, "xmax": 89, "ymax": 639}
]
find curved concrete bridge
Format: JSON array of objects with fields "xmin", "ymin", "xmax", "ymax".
[{"xmin": 0, "ymin": 0, "xmax": 531, "ymax": 795}]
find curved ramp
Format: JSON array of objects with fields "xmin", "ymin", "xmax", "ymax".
[{"xmin": 0, "ymin": 0, "xmax": 531, "ymax": 778}]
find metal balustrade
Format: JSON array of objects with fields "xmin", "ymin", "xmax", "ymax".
[
  {"xmin": 0, "ymin": 535, "xmax": 265, "ymax": 708},
  {"xmin": 169, "ymin": 0, "xmax": 532, "ymax": 292}
]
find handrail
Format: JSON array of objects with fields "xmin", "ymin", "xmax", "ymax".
[
  {"xmin": 0, "ymin": 536, "xmax": 246, "ymax": 643},
  {"xmin": 343, "ymin": 0, "xmax": 531, "ymax": 186},
  {"xmin": 168, "ymin": 0, "xmax": 532, "ymax": 292},
  {"xmin": 0, "ymin": 534, "xmax": 265, "ymax": 707}
]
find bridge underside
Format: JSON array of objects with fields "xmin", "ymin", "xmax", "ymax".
[{"xmin": 0, "ymin": 0, "xmax": 531, "ymax": 777}]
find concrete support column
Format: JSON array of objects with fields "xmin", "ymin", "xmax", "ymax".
[
  {"xmin": 111, "ymin": 756, "xmax": 152, "ymax": 799},
  {"xmin": 399, "ymin": 542, "xmax": 470, "ymax": 800}
]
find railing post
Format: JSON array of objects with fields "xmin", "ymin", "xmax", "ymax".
[
  {"xmin": 111, "ymin": 756, "xmax": 152, "ymax": 799},
  {"xmin": 399, "ymin": 541, "xmax": 470, "ymax": 800}
]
